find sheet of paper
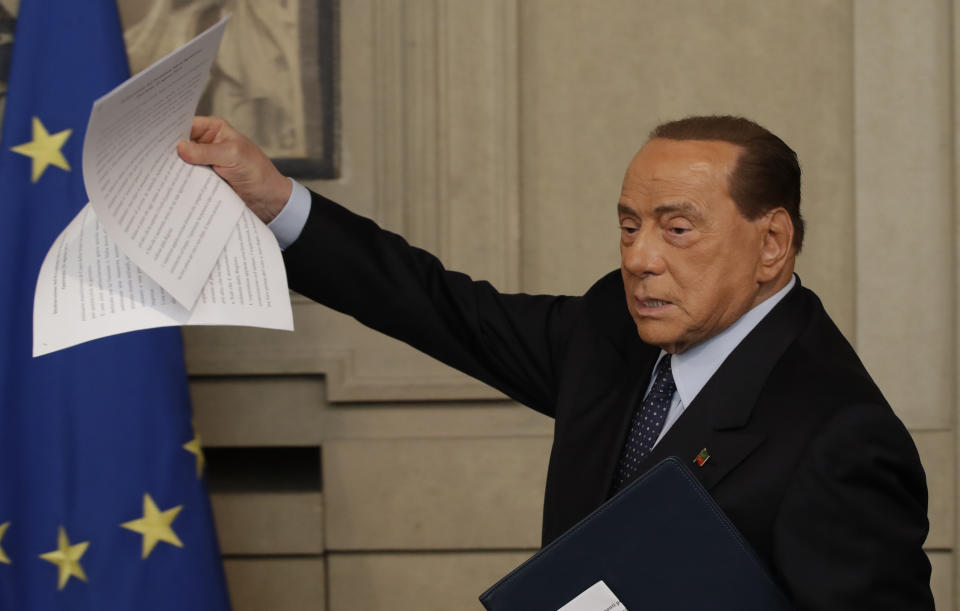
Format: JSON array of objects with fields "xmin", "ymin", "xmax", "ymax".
[
  {"xmin": 33, "ymin": 204, "xmax": 293, "ymax": 357},
  {"xmin": 82, "ymin": 16, "xmax": 242, "ymax": 309},
  {"xmin": 557, "ymin": 581, "xmax": 627, "ymax": 611}
]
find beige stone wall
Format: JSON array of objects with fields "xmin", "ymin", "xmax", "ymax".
[{"xmin": 167, "ymin": 1, "xmax": 956, "ymax": 609}]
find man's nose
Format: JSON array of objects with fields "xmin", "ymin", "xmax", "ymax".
[{"xmin": 621, "ymin": 233, "xmax": 665, "ymax": 276}]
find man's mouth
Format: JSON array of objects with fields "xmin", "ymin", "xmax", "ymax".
[
  {"xmin": 641, "ymin": 299, "xmax": 670, "ymax": 308},
  {"xmin": 635, "ymin": 296, "xmax": 673, "ymax": 312}
]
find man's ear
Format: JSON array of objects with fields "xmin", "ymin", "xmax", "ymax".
[{"xmin": 757, "ymin": 208, "xmax": 794, "ymax": 282}]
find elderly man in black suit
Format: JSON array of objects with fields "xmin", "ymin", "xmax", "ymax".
[{"xmin": 179, "ymin": 114, "xmax": 933, "ymax": 609}]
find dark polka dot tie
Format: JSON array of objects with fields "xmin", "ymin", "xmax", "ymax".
[{"xmin": 612, "ymin": 354, "xmax": 676, "ymax": 492}]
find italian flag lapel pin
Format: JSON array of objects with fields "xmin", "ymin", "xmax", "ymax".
[{"xmin": 694, "ymin": 447, "xmax": 710, "ymax": 467}]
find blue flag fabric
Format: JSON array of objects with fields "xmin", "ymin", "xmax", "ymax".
[{"xmin": 0, "ymin": 1, "xmax": 231, "ymax": 609}]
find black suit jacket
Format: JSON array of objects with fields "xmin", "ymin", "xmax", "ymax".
[{"xmin": 283, "ymin": 193, "xmax": 934, "ymax": 610}]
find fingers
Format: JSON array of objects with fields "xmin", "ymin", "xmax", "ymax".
[
  {"xmin": 189, "ymin": 115, "xmax": 228, "ymax": 142},
  {"xmin": 176, "ymin": 115, "xmax": 290, "ymax": 223},
  {"xmin": 178, "ymin": 116, "xmax": 246, "ymax": 167},
  {"xmin": 179, "ymin": 116, "xmax": 228, "ymax": 165},
  {"xmin": 177, "ymin": 138, "xmax": 241, "ymax": 167}
]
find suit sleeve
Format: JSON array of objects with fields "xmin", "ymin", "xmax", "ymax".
[
  {"xmin": 280, "ymin": 191, "xmax": 577, "ymax": 416},
  {"xmin": 773, "ymin": 403, "xmax": 934, "ymax": 610}
]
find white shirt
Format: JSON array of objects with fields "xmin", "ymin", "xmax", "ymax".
[
  {"xmin": 647, "ymin": 275, "xmax": 796, "ymax": 446},
  {"xmin": 267, "ymin": 181, "xmax": 797, "ymax": 448},
  {"xmin": 267, "ymin": 178, "xmax": 312, "ymax": 250}
]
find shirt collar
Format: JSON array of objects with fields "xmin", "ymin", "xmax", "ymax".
[{"xmin": 667, "ymin": 275, "xmax": 797, "ymax": 407}]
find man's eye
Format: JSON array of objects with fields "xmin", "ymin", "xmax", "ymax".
[
  {"xmin": 619, "ymin": 225, "xmax": 638, "ymax": 235},
  {"xmin": 669, "ymin": 226, "xmax": 689, "ymax": 235}
]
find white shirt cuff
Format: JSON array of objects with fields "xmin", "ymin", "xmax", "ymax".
[{"xmin": 267, "ymin": 178, "xmax": 311, "ymax": 250}]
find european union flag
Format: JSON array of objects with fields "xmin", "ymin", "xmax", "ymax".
[{"xmin": 0, "ymin": 1, "xmax": 231, "ymax": 609}]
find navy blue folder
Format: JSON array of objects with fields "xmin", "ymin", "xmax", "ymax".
[{"xmin": 479, "ymin": 457, "xmax": 793, "ymax": 610}]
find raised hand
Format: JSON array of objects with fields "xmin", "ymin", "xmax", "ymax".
[{"xmin": 177, "ymin": 116, "xmax": 292, "ymax": 223}]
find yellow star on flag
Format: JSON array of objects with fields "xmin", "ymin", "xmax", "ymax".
[
  {"xmin": 183, "ymin": 421, "xmax": 205, "ymax": 478},
  {"xmin": 10, "ymin": 116, "xmax": 72, "ymax": 183},
  {"xmin": 39, "ymin": 527, "xmax": 89, "ymax": 590},
  {"xmin": 121, "ymin": 493, "xmax": 183, "ymax": 559},
  {"xmin": 0, "ymin": 522, "xmax": 10, "ymax": 564}
]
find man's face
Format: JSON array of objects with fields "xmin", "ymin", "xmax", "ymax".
[{"xmin": 618, "ymin": 138, "xmax": 768, "ymax": 354}]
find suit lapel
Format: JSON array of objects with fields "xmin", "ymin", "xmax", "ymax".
[
  {"xmin": 634, "ymin": 282, "xmax": 812, "ymax": 492},
  {"xmin": 554, "ymin": 278, "xmax": 662, "ymax": 516},
  {"xmin": 645, "ymin": 419, "xmax": 766, "ymax": 491},
  {"xmin": 594, "ymin": 345, "xmax": 661, "ymax": 496}
]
